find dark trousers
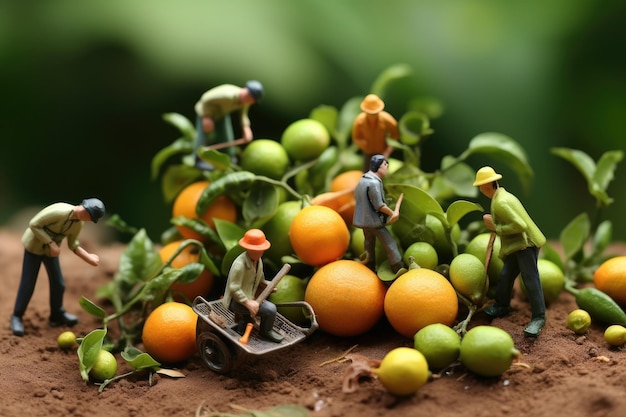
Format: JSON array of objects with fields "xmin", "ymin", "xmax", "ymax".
[
  {"xmin": 363, "ymin": 227, "xmax": 403, "ymax": 271},
  {"xmin": 194, "ymin": 114, "xmax": 235, "ymax": 169},
  {"xmin": 229, "ymin": 300, "xmax": 278, "ymax": 336},
  {"xmin": 495, "ymin": 246, "xmax": 546, "ymax": 318},
  {"xmin": 13, "ymin": 250, "xmax": 66, "ymax": 318}
]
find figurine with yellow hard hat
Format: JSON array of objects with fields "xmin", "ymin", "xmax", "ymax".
[{"xmin": 473, "ymin": 166, "xmax": 547, "ymax": 337}]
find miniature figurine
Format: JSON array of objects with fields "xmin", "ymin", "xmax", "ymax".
[
  {"xmin": 10, "ymin": 198, "xmax": 106, "ymax": 336},
  {"xmin": 193, "ymin": 80, "xmax": 264, "ymax": 170},
  {"xmin": 222, "ymin": 229, "xmax": 283, "ymax": 343},
  {"xmin": 473, "ymin": 166, "xmax": 547, "ymax": 337},
  {"xmin": 352, "ymin": 94, "xmax": 399, "ymax": 172},
  {"xmin": 353, "ymin": 154, "xmax": 406, "ymax": 274}
]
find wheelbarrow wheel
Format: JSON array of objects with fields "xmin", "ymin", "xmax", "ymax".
[{"xmin": 197, "ymin": 331, "xmax": 236, "ymax": 374}]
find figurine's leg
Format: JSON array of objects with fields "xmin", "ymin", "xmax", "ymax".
[
  {"xmin": 11, "ymin": 250, "xmax": 42, "ymax": 335},
  {"xmin": 373, "ymin": 227, "xmax": 405, "ymax": 273},
  {"xmin": 216, "ymin": 114, "xmax": 236, "ymax": 160},
  {"xmin": 485, "ymin": 254, "xmax": 519, "ymax": 317},
  {"xmin": 228, "ymin": 301, "xmax": 252, "ymax": 334},
  {"xmin": 518, "ymin": 247, "xmax": 546, "ymax": 336},
  {"xmin": 362, "ymin": 229, "xmax": 376, "ymax": 270},
  {"xmin": 194, "ymin": 116, "xmax": 215, "ymax": 170},
  {"xmin": 44, "ymin": 256, "xmax": 77, "ymax": 326},
  {"xmin": 258, "ymin": 301, "xmax": 283, "ymax": 343}
]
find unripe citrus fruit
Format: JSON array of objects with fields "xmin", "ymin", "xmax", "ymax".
[
  {"xmin": 289, "ymin": 205, "xmax": 350, "ymax": 267},
  {"xmin": 604, "ymin": 324, "xmax": 626, "ymax": 346},
  {"xmin": 459, "ymin": 326, "xmax": 519, "ymax": 377},
  {"xmin": 305, "ymin": 260, "xmax": 386, "ymax": 337},
  {"xmin": 142, "ymin": 302, "xmax": 198, "ymax": 363},
  {"xmin": 57, "ymin": 331, "xmax": 77, "ymax": 350},
  {"xmin": 465, "ymin": 232, "xmax": 503, "ymax": 292},
  {"xmin": 89, "ymin": 350, "xmax": 118, "ymax": 382},
  {"xmin": 520, "ymin": 259, "xmax": 565, "ymax": 304},
  {"xmin": 268, "ymin": 274, "xmax": 308, "ymax": 324},
  {"xmin": 449, "ymin": 253, "xmax": 486, "ymax": 304},
  {"xmin": 402, "ymin": 242, "xmax": 439, "ymax": 270},
  {"xmin": 172, "ymin": 181, "xmax": 237, "ymax": 241},
  {"xmin": 373, "ymin": 347, "xmax": 430, "ymax": 396},
  {"xmin": 241, "ymin": 139, "xmax": 290, "ymax": 179},
  {"xmin": 593, "ymin": 256, "xmax": 626, "ymax": 307},
  {"xmin": 567, "ymin": 309, "xmax": 592, "ymax": 334},
  {"xmin": 281, "ymin": 118, "xmax": 330, "ymax": 161},
  {"xmin": 384, "ymin": 268, "xmax": 458, "ymax": 338},
  {"xmin": 159, "ymin": 240, "xmax": 214, "ymax": 302},
  {"xmin": 414, "ymin": 323, "xmax": 460, "ymax": 370},
  {"xmin": 263, "ymin": 200, "xmax": 302, "ymax": 265}
]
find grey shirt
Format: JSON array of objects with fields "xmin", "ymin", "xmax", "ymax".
[{"xmin": 353, "ymin": 172, "xmax": 387, "ymax": 229}]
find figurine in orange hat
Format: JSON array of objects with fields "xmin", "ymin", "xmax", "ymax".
[
  {"xmin": 352, "ymin": 94, "xmax": 399, "ymax": 171},
  {"xmin": 222, "ymin": 229, "xmax": 283, "ymax": 343}
]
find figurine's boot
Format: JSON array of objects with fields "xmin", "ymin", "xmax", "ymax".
[
  {"xmin": 10, "ymin": 315, "xmax": 24, "ymax": 337},
  {"xmin": 484, "ymin": 304, "xmax": 511, "ymax": 318},
  {"xmin": 261, "ymin": 329, "xmax": 284, "ymax": 344},
  {"xmin": 49, "ymin": 309, "xmax": 78, "ymax": 327},
  {"xmin": 524, "ymin": 315, "xmax": 546, "ymax": 337}
]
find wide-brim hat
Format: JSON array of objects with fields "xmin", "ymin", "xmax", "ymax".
[
  {"xmin": 473, "ymin": 166, "xmax": 503, "ymax": 186},
  {"xmin": 239, "ymin": 229, "xmax": 271, "ymax": 251},
  {"xmin": 360, "ymin": 94, "xmax": 385, "ymax": 114}
]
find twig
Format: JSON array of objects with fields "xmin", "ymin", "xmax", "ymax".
[{"xmin": 319, "ymin": 344, "xmax": 359, "ymax": 367}]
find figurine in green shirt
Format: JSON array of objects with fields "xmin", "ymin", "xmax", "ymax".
[
  {"xmin": 193, "ymin": 80, "xmax": 264, "ymax": 170},
  {"xmin": 10, "ymin": 198, "xmax": 105, "ymax": 336},
  {"xmin": 473, "ymin": 167, "xmax": 547, "ymax": 337}
]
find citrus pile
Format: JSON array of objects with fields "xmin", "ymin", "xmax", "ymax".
[
  {"xmin": 289, "ymin": 205, "xmax": 350, "ymax": 266},
  {"xmin": 142, "ymin": 302, "xmax": 198, "ymax": 364},
  {"xmin": 305, "ymin": 260, "xmax": 386, "ymax": 337},
  {"xmin": 172, "ymin": 180, "xmax": 237, "ymax": 241},
  {"xmin": 159, "ymin": 240, "xmax": 214, "ymax": 302}
]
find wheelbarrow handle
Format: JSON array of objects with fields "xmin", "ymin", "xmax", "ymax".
[{"xmin": 275, "ymin": 301, "xmax": 319, "ymax": 337}]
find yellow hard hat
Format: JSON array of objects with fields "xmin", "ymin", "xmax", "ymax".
[{"xmin": 473, "ymin": 166, "xmax": 502, "ymax": 186}]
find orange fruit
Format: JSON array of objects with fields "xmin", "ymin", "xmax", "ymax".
[
  {"xmin": 142, "ymin": 302, "xmax": 198, "ymax": 363},
  {"xmin": 289, "ymin": 205, "xmax": 350, "ymax": 266},
  {"xmin": 384, "ymin": 268, "xmax": 459, "ymax": 338},
  {"xmin": 159, "ymin": 241, "xmax": 214, "ymax": 302},
  {"xmin": 305, "ymin": 260, "xmax": 386, "ymax": 336},
  {"xmin": 330, "ymin": 170, "xmax": 362, "ymax": 226},
  {"xmin": 594, "ymin": 256, "xmax": 626, "ymax": 306},
  {"xmin": 172, "ymin": 181, "xmax": 237, "ymax": 241}
]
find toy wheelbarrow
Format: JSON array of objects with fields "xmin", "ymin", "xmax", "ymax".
[{"xmin": 192, "ymin": 267, "xmax": 318, "ymax": 373}]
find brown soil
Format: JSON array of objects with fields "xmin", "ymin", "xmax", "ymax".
[{"xmin": 1, "ymin": 228, "xmax": 625, "ymax": 417}]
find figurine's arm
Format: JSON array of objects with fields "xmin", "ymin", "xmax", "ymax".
[{"xmin": 73, "ymin": 246, "xmax": 100, "ymax": 266}]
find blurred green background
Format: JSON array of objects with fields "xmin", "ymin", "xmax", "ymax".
[{"xmin": 1, "ymin": 0, "xmax": 625, "ymax": 241}]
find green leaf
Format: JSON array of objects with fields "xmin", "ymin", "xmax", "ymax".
[
  {"xmin": 459, "ymin": 132, "xmax": 533, "ymax": 194},
  {"xmin": 79, "ymin": 296, "xmax": 106, "ymax": 319},
  {"xmin": 541, "ymin": 243, "xmax": 565, "ymax": 272},
  {"xmin": 592, "ymin": 150, "xmax": 623, "ymax": 206},
  {"xmin": 335, "ymin": 96, "xmax": 362, "ymax": 148},
  {"xmin": 439, "ymin": 156, "xmax": 479, "ymax": 198},
  {"xmin": 560, "ymin": 213, "xmax": 590, "ymax": 261},
  {"xmin": 117, "ymin": 229, "xmax": 162, "ymax": 287},
  {"xmin": 310, "ymin": 105, "xmax": 338, "ymax": 139},
  {"xmin": 445, "ymin": 200, "xmax": 483, "ymax": 227},
  {"xmin": 105, "ymin": 214, "xmax": 139, "ymax": 235},
  {"xmin": 306, "ymin": 146, "xmax": 339, "ymax": 193},
  {"xmin": 196, "ymin": 171, "xmax": 256, "ymax": 215},
  {"xmin": 398, "ymin": 111, "xmax": 433, "ymax": 145},
  {"xmin": 196, "ymin": 148, "xmax": 235, "ymax": 171},
  {"xmin": 370, "ymin": 63, "xmax": 413, "ymax": 97},
  {"xmin": 386, "ymin": 183, "xmax": 445, "ymax": 218},
  {"xmin": 221, "ymin": 244, "xmax": 245, "ymax": 277},
  {"xmin": 121, "ymin": 347, "xmax": 161, "ymax": 371},
  {"xmin": 151, "ymin": 138, "xmax": 194, "ymax": 180},
  {"xmin": 171, "ymin": 216, "xmax": 221, "ymax": 246},
  {"xmin": 242, "ymin": 181, "xmax": 280, "ymax": 228},
  {"xmin": 162, "ymin": 112, "xmax": 196, "ymax": 141},
  {"xmin": 551, "ymin": 147, "xmax": 595, "ymax": 184},
  {"xmin": 215, "ymin": 218, "xmax": 247, "ymax": 252},
  {"xmin": 161, "ymin": 164, "xmax": 201, "ymax": 203},
  {"xmin": 591, "ymin": 220, "xmax": 612, "ymax": 258},
  {"xmin": 77, "ymin": 328, "xmax": 106, "ymax": 381}
]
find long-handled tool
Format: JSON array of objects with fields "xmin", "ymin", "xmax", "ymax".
[{"xmin": 239, "ymin": 263, "xmax": 292, "ymax": 344}]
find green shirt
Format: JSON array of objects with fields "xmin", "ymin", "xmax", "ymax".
[
  {"xmin": 194, "ymin": 84, "xmax": 250, "ymax": 126},
  {"xmin": 222, "ymin": 251, "xmax": 267, "ymax": 308},
  {"xmin": 22, "ymin": 203, "xmax": 82, "ymax": 256},
  {"xmin": 491, "ymin": 187, "xmax": 546, "ymax": 258}
]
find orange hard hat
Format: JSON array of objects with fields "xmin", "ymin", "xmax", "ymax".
[
  {"xmin": 360, "ymin": 94, "xmax": 385, "ymax": 114},
  {"xmin": 239, "ymin": 229, "xmax": 271, "ymax": 251}
]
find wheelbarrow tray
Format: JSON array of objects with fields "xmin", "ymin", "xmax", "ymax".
[{"xmin": 193, "ymin": 296, "xmax": 317, "ymax": 356}]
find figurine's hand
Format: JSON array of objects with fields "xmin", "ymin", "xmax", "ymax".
[
  {"xmin": 202, "ymin": 117, "xmax": 215, "ymax": 133},
  {"xmin": 244, "ymin": 299, "xmax": 260, "ymax": 317},
  {"xmin": 387, "ymin": 211, "xmax": 400, "ymax": 224},
  {"xmin": 242, "ymin": 125, "xmax": 253, "ymax": 142},
  {"xmin": 84, "ymin": 253, "xmax": 100, "ymax": 267},
  {"xmin": 483, "ymin": 214, "xmax": 495, "ymax": 231},
  {"xmin": 48, "ymin": 241, "xmax": 61, "ymax": 257}
]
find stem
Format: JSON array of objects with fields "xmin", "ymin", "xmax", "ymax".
[{"xmin": 98, "ymin": 370, "xmax": 137, "ymax": 393}]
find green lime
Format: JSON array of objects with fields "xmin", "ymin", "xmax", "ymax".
[
  {"xmin": 89, "ymin": 350, "xmax": 118, "ymax": 383},
  {"xmin": 240, "ymin": 139, "xmax": 290, "ymax": 180},
  {"xmin": 372, "ymin": 347, "xmax": 430, "ymax": 396},
  {"xmin": 567, "ymin": 309, "xmax": 592, "ymax": 334},
  {"xmin": 402, "ymin": 242, "xmax": 439, "ymax": 270},
  {"xmin": 425, "ymin": 215, "xmax": 460, "ymax": 263},
  {"xmin": 281, "ymin": 119, "xmax": 330, "ymax": 161},
  {"xmin": 449, "ymin": 253, "xmax": 486, "ymax": 304},
  {"xmin": 520, "ymin": 259, "xmax": 565, "ymax": 304},
  {"xmin": 464, "ymin": 233, "xmax": 504, "ymax": 294},
  {"xmin": 350, "ymin": 227, "xmax": 365, "ymax": 257},
  {"xmin": 57, "ymin": 331, "xmax": 77, "ymax": 350},
  {"xmin": 459, "ymin": 325, "xmax": 519, "ymax": 377},
  {"xmin": 263, "ymin": 200, "xmax": 302, "ymax": 264},
  {"xmin": 604, "ymin": 324, "xmax": 626, "ymax": 346},
  {"xmin": 268, "ymin": 274, "xmax": 308, "ymax": 324},
  {"xmin": 413, "ymin": 323, "xmax": 460, "ymax": 370}
]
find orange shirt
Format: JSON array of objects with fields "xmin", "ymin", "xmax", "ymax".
[{"xmin": 352, "ymin": 111, "xmax": 399, "ymax": 154}]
